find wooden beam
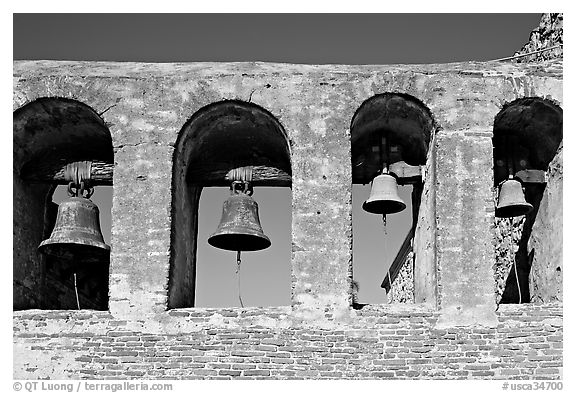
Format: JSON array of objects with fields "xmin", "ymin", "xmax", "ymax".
[
  {"xmin": 187, "ymin": 165, "xmax": 292, "ymax": 187},
  {"xmin": 22, "ymin": 161, "xmax": 292, "ymax": 187},
  {"xmin": 20, "ymin": 160, "xmax": 114, "ymax": 185},
  {"xmin": 381, "ymin": 229, "xmax": 414, "ymax": 292},
  {"xmin": 515, "ymin": 169, "xmax": 547, "ymax": 184}
]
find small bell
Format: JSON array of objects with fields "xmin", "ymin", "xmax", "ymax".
[
  {"xmin": 496, "ymin": 178, "xmax": 533, "ymax": 218},
  {"xmin": 208, "ymin": 182, "xmax": 271, "ymax": 251},
  {"xmin": 38, "ymin": 194, "xmax": 110, "ymax": 264},
  {"xmin": 363, "ymin": 172, "xmax": 406, "ymax": 215}
]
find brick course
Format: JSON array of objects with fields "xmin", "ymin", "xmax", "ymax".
[{"xmin": 14, "ymin": 303, "xmax": 562, "ymax": 379}]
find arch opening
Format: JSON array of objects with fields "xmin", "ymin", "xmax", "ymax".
[
  {"xmin": 493, "ymin": 97, "xmax": 562, "ymax": 304},
  {"xmin": 13, "ymin": 97, "xmax": 114, "ymax": 310},
  {"xmin": 169, "ymin": 100, "xmax": 292, "ymax": 308},
  {"xmin": 350, "ymin": 93, "xmax": 435, "ymax": 306}
]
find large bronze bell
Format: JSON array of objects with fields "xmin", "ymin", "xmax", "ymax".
[
  {"xmin": 363, "ymin": 173, "xmax": 407, "ymax": 215},
  {"xmin": 208, "ymin": 183, "xmax": 271, "ymax": 252},
  {"xmin": 38, "ymin": 196, "xmax": 110, "ymax": 263},
  {"xmin": 496, "ymin": 178, "xmax": 533, "ymax": 218}
]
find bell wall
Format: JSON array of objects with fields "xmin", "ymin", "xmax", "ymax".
[{"xmin": 13, "ymin": 60, "xmax": 563, "ymax": 379}]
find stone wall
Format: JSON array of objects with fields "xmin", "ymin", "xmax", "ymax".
[
  {"xmin": 14, "ymin": 304, "xmax": 562, "ymax": 379},
  {"xmin": 414, "ymin": 133, "xmax": 438, "ymax": 305},
  {"xmin": 515, "ymin": 14, "xmax": 563, "ymax": 62},
  {"xmin": 388, "ymin": 249, "xmax": 414, "ymax": 304},
  {"xmin": 528, "ymin": 144, "xmax": 563, "ymax": 303},
  {"xmin": 494, "ymin": 215, "xmax": 525, "ymax": 304},
  {"xmin": 13, "ymin": 59, "xmax": 562, "ymax": 379}
]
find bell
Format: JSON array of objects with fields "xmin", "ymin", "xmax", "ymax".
[
  {"xmin": 496, "ymin": 178, "xmax": 533, "ymax": 218},
  {"xmin": 208, "ymin": 191, "xmax": 271, "ymax": 252},
  {"xmin": 38, "ymin": 196, "xmax": 110, "ymax": 263},
  {"xmin": 363, "ymin": 173, "xmax": 406, "ymax": 215}
]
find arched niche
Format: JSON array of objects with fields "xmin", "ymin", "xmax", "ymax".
[
  {"xmin": 493, "ymin": 97, "xmax": 562, "ymax": 185},
  {"xmin": 492, "ymin": 97, "xmax": 562, "ymax": 304},
  {"xmin": 169, "ymin": 100, "xmax": 291, "ymax": 308},
  {"xmin": 13, "ymin": 97, "xmax": 113, "ymax": 310},
  {"xmin": 350, "ymin": 93, "xmax": 436, "ymax": 305},
  {"xmin": 351, "ymin": 92, "xmax": 434, "ymax": 184}
]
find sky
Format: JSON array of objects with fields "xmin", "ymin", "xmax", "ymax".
[
  {"xmin": 13, "ymin": 14, "xmax": 541, "ymax": 64},
  {"xmin": 15, "ymin": 13, "xmax": 544, "ymax": 307}
]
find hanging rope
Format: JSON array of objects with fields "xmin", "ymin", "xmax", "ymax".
[
  {"xmin": 236, "ymin": 251, "xmax": 244, "ymax": 308},
  {"xmin": 509, "ymin": 217, "xmax": 522, "ymax": 304},
  {"xmin": 381, "ymin": 138, "xmax": 390, "ymax": 297},
  {"xmin": 382, "ymin": 211, "xmax": 391, "ymax": 302},
  {"xmin": 381, "ymin": 213, "xmax": 388, "ymax": 236},
  {"xmin": 229, "ymin": 166, "xmax": 254, "ymax": 308},
  {"xmin": 381, "ymin": 135, "xmax": 390, "ymax": 236},
  {"xmin": 73, "ymin": 273, "xmax": 81, "ymax": 310},
  {"xmin": 488, "ymin": 44, "xmax": 563, "ymax": 62}
]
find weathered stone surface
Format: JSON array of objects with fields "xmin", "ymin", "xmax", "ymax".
[
  {"xmin": 529, "ymin": 144, "xmax": 562, "ymax": 302},
  {"xmin": 434, "ymin": 132, "xmax": 498, "ymax": 327},
  {"xmin": 414, "ymin": 136, "xmax": 438, "ymax": 306},
  {"xmin": 515, "ymin": 14, "xmax": 563, "ymax": 62}
]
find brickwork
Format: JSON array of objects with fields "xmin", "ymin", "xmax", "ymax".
[{"xmin": 14, "ymin": 304, "xmax": 562, "ymax": 379}]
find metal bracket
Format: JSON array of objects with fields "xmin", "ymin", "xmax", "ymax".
[{"xmin": 514, "ymin": 169, "xmax": 548, "ymax": 185}]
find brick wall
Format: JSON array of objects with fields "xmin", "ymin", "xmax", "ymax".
[{"xmin": 14, "ymin": 304, "xmax": 562, "ymax": 379}]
